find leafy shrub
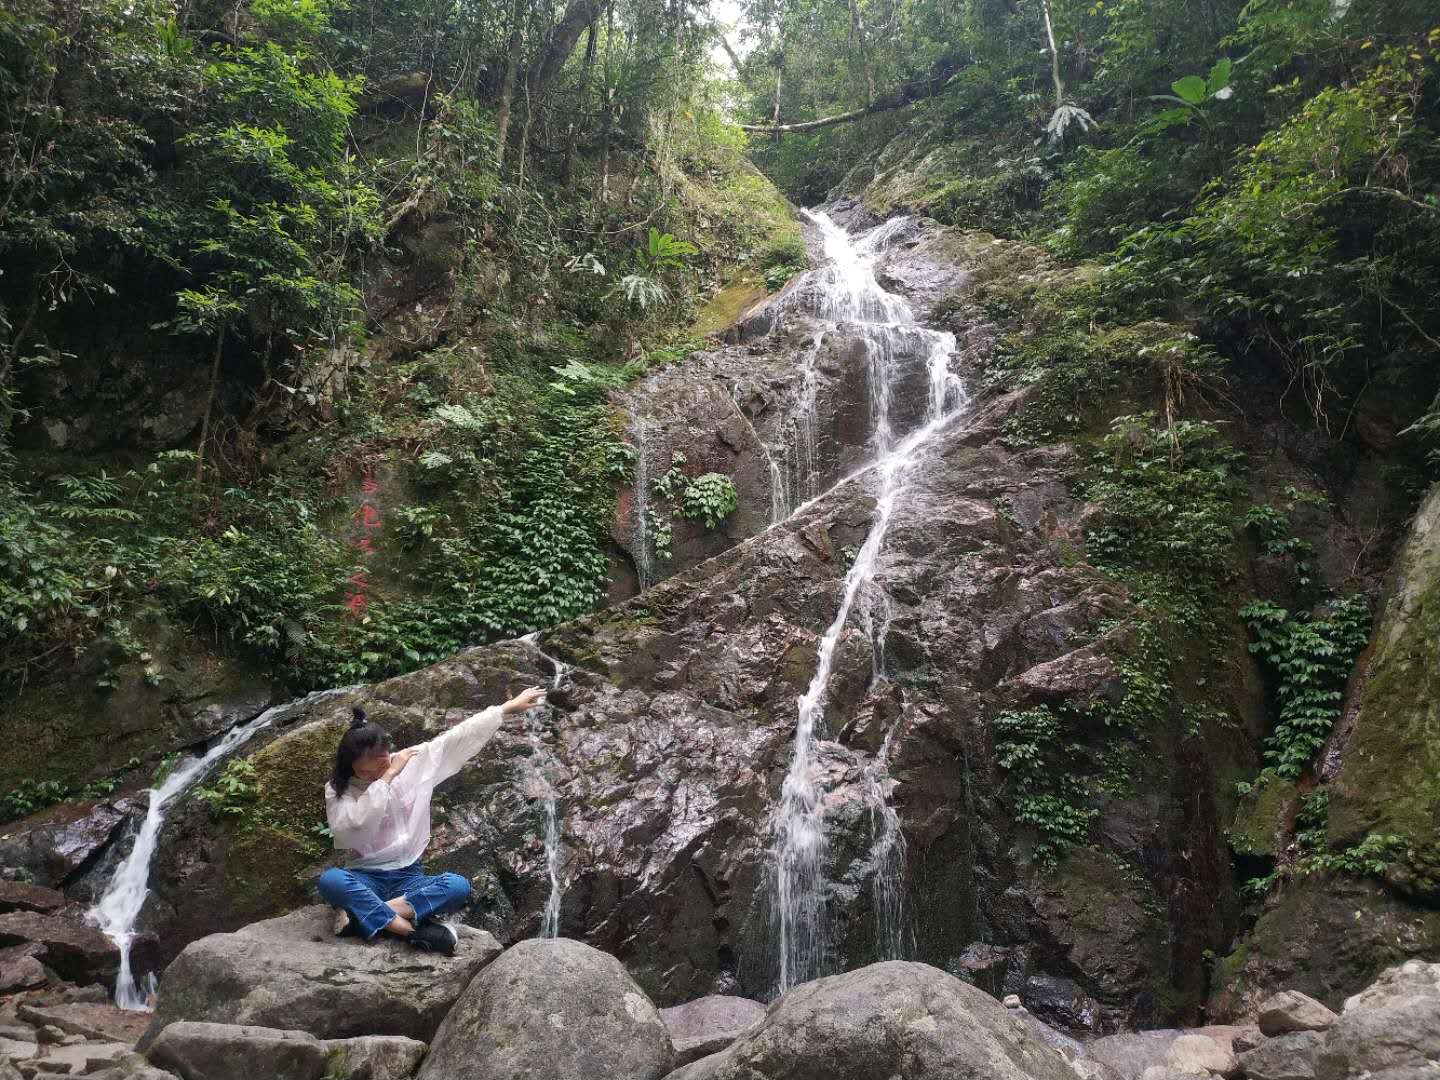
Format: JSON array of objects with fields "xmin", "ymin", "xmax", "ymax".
[
  {"xmin": 194, "ymin": 759, "xmax": 259, "ymax": 818},
  {"xmin": 993, "ymin": 707, "xmax": 1097, "ymax": 868},
  {"xmin": 1084, "ymin": 414, "xmax": 1244, "ymax": 594},
  {"xmin": 1241, "ymin": 595, "xmax": 1371, "ymax": 778},
  {"xmin": 680, "ymin": 473, "xmax": 738, "ymax": 529}
]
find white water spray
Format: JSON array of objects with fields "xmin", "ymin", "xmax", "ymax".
[
  {"xmin": 631, "ymin": 416, "xmax": 656, "ymax": 590},
  {"xmin": 87, "ymin": 707, "xmax": 283, "ymax": 1010},
  {"xmin": 771, "ymin": 211, "xmax": 968, "ymax": 994},
  {"xmin": 522, "ymin": 634, "xmax": 569, "ymax": 938}
]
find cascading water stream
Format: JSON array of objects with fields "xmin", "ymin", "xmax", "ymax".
[
  {"xmin": 864, "ymin": 718, "xmax": 909, "ymax": 961},
  {"xmin": 86, "ymin": 700, "xmax": 309, "ymax": 1010},
  {"xmin": 771, "ymin": 330, "xmax": 826, "ymax": 523},
  {"xmin": 770, "ymin": 210, "xmax": 969, "ymax": 995},
  {"xmin": 521, "ymin": 634, "xmax": 570, "ymax": 938},
  {"xmin": 631, "ymin": 416, "xmax": 656, "ymax": 590}
]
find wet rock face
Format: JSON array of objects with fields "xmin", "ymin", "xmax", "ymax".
[
  {"xmin": 141, "ymin": 404, "xmax": 1195, "ymax": 1023},
  {"xmin": 136, "ymin": 213, "xmax": 1246, "ymax": 1030},
  {"xmin": 612, "ymin": 215, "xmax": 973, "ymax": 597}
]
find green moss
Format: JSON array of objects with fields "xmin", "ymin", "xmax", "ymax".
[
  {"xmin": 223, "ymin": 823, "xmax": 317, "ymax": 921},
  {"xmin": 692, "ymin": 273, "xmax": 769, "ymax": 336},
  {"xmin": 1330, "ymin": 515, "xmax": 1440, "ymax": 896},
  {"xmin": 1229, "ymin": 773, "xmax": 1298, "ymax": 857},
  {"xmin": 1211, "ymin": 941, "xmax": 1249, "ymax": 999},
  {"xmin": 248, "ymin": 718, "xmax": 346, "ymax": 840}
]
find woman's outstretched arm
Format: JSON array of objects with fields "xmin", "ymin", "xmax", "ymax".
[{"xmin": 399, "ymin": 686, "xmax": 547, "ymax": 791}]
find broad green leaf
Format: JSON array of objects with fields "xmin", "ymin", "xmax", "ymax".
[
  {"xmin": 1172, "ymin": 75, "xmax": 1207, "ymax": 105},
  {"xmin": 1206, "ymin": 58, "xmax": 1232, "ymax": 95}
]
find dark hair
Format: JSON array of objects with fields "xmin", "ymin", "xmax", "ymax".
[{"xmin": 329, "ymin": 707, "xmax": 393, "ymax": 795}]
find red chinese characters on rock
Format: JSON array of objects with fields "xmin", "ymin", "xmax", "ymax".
[{"xmin": 344, "ymin": 471, "xmax": 383, "ymax": 617}]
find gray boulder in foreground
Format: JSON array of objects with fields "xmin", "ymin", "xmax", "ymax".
[
  {"xmin": 138, "ymin": 905, "xmax": 499, "ymax": 1049},
  {"xmin": 664, "ymin": 961, "xmax": 1081, "ymax": 1080},
  {"xmin": 1316, "ymin": 960, "xmax": 1440, "ymax": 1080},
  {"xmin": 660, "ymin": 995, "xmax": 766, "ymax": 1067},
  {"xmin": 416, "ymin": 937, "xmax": 675, "ymax": 1080},
  {"xmin": 144, "ymin": 1021, "xmax": 427, "ymax": 1080},
  {"xmin": 147, "ymin": 1022, "xmax": 328, "ymax": 1080},
  {"xmin": 1237, "ymin": 1031, "xmax": 1324, "ymax": 1080}
]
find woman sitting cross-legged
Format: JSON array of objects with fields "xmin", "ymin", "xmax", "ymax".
[{"xmin": 318, "ymin": 687, "xmax": 545, "ymax": 954}]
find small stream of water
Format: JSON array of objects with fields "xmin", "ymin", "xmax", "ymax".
[
  {"xmin": 87, "ymin": 704, "xmax": 293, "ymax": 1009},
  {"xmin": 522, "ymin": 635, "xmax": 571, "ymax": 938}
]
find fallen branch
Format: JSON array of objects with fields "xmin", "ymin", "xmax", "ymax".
[{"xmin": 739, "ymin": 57, "xmax": 967, "ymax": 135}]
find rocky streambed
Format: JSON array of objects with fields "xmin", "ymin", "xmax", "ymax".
[{"xmin": 4, "ymin": 902, "xmax": 1436, "ymax": 1080}]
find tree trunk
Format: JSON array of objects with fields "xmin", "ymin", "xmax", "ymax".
[
  {"xmin": 1041, "ymin": 0, "xmax": 1064, "ymax": 109},
  {"xmin": 719, "ymin": 36, "xmax": 743, "ymax": 74},
  {"xmin": 598, "ymin": 0, "xmax": 614, "ymax": 204},
  {"xmin": 562, "ymin": 20, "xmax": 598, "ymax": 182},
  {"xmin": 847, "ymin": 0, "xmax": 877, "ymax": 103},
  {"xmin": 531, "ymin": 0, "xmax": 602, "ymax": 94},
  {"xmin": 494, "ymin": 0, "xmax": 525, "ymax": 168},
  {"xmin": 195, "ymin": 326, "xmax": 225, "ymax": 484}
]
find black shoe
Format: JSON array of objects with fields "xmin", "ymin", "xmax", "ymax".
[
  {"xmin": 408, "ymin": 921, "xmax": 457, "ymax": 956},
  {"xmin": 333, "ymin": 910, "xmax": 362, "ymax": 938}
]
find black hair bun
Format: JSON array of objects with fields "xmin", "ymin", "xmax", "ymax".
[{"xmin": 350, "ymin": 706, "xmax": 368, "ymax": 729}]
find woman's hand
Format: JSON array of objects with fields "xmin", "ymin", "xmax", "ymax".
[
  {"xmin": 503, "ymin": 686, "xmax": 547, "ymax": 714},
  {"xmin": 382, "ymin": 747, "xmax": 418, "ymax": 782}
]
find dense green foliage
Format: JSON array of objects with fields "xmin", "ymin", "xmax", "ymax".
[
  {"xmin": 731, "ymin": 0, "xmax": 1440, "ymax": 447},
  {"xmin": 1241, "ymin": 595, "xmax": 1371, "ymax": 778},
  {"xmin": 993, "ymin": 706, "xmax": 1097, "ymax": 868},
  {"xmin": 0, "ymin": 0, "xmax": 798, "ymax": 699}
]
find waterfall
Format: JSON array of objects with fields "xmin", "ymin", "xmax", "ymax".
[
  {"xmin": 770, "ymin": 210, "xmax": 969, "ymax": 995},
  {"xmin": 864, "ymin": 719, "xmax": 909, "ymax": 962},
  {"xmin": 631, "ymin": 416, "xmax": 656, "ymax": 590},
  {"xmin": 86, "ymin": 706, "xmax": 286, "ymax": 1010},
  {"xmin": 522, "ymin": 635, "xmax": 569, "ymax": 938},
  {"xmin": 772, "ymin": 330, "xmax": 825, "ymax": 523}
]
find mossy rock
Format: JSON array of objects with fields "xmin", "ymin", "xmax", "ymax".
[
  {"xmin": 1028, "ymin": 849, "xmax": 1174, "ymax": 1021},
  {"xmin": 692, "ymin": 273, "xmax": 769, "ymax": 337},
  {"xmin": 1229, "ymin": 773, "xmax": 1298, "ymax": 858},
  {"xmin": 249, "ymin": 717, "xmax": 347, "ymax": 838},
  {"xmin": 1209, "ymin": 873, "xmax": 1440, "ymax": 1018},
  {"xmin": 223, "ymin": 823, "xmax": 319, "ymax": 922},
  {"xmin": 1330, "ymin": 484, "xmax": 1440, "ymax": 900},
  {"xmin": 0, "ymin": 609, "xmax": 275, "ymax": 794}
]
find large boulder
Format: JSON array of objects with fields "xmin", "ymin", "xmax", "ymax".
[
  {"xmin": 664, "ymin": 961, "xmax": 1080, "ymax": 1080},
  {"xmin": 0, "ymin": 941, "xmax": 48, "ymax": 993},
  {"xmin": 138, "ymin": 905, "xmax": 500, "ymax": 1048},
  {"xmin": 0, "ymin": 800, "xmax": 133, "ymax": 889},
  {"xmin": 660, "ymin": 995, "xmax": 766, "ymax": 1066},
  {"xmin": 1238, "ymin": 1031, "xmax": 1324, "ymax": 1080},
  {"xmin": 1316, "ymin": 960, "xmax": 1440, "ymax": 1080},
  {"xmin": 0, "ymin": 910, "xmax": 155, "ymax": 987},
  {"xmin": 321, "ymin": 1035, "xmax": 427, "ymax": 1080},
  {"xmin": 1082, "ymin": 1029, "xmax": 1249, "ymax": 1080},
  {"xmin": 1165, "ymin": 1034, "xmax": 1235, "ymax": 1077},
  {"xmin": 416, "ymin": 938, "xmax": 675, "ymax": 1080},
  {"xmin": 1257, "ymin": 991, "xmax": 1337, "ymax": 1036},
  {"xmin": 147, "ymin": 1022, "xmax": 328, "ymax": 1080},
  {"xmin": 0, "ymin": 881, "xmax": 67, "ymax": 915},
  {"xmin": 146, "ymin": 1022, "xmax": 426, "ymax": 1080}
]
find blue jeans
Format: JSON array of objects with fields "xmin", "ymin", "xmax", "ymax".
[{"xmin": 316, "ymin": 861, "xmax": 470, "ymax": 940}]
